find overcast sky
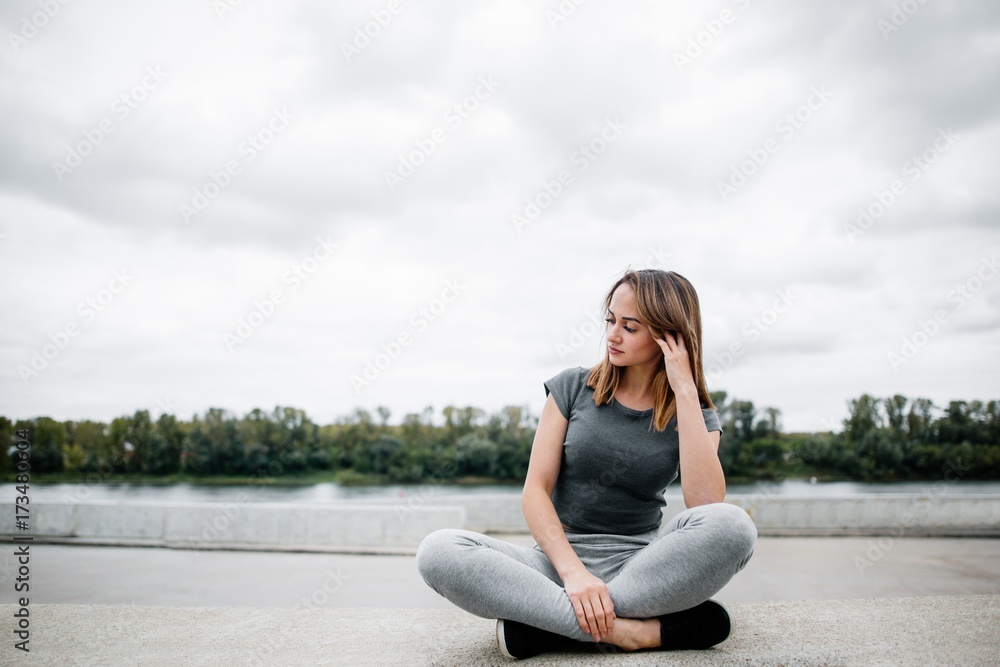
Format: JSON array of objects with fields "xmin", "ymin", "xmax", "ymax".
[{"xmin": 1, "ymin": 0, "xmax": 998, "ymax": 433}]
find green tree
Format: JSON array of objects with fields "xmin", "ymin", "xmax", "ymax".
[
  {"xmin": 729, "ymin": 400, "xmax": 757, "ymax": 444},
  {"xmin": 0, "ymin": 417, "xmax": 15, "ymax": 474},
  {"xmin": 356, "ymin": 433, "xmax": 404, "ymax": 475},
  {"xmin": 62, "ymin": 421, "xmax": 88, "ymax": 472},
  {"xmin": 181, "ymin": 421, "xmax": 213, "ymax": 475},
  {"xmin": 203, "ymin": 408, "xmax": 240, "ymax": 474},
  {"xmin": 147, "ymin": 414, "xmax": 183, "ymax": 475},
  {"xmin": 32, "ymin": 417, "xmax": 67, "ymax": 473},
  {"xmin": 454, "ymin": 433, "xmax": 499, "ymax": 478},
  {"xmin": 72, "ymin": 420, "xmax": 113, "ymax": 473}
]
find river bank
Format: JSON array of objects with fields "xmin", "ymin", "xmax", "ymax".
[{"xmin": 5, "ymin": 478, "xmax": 1000, "ymax": 507}]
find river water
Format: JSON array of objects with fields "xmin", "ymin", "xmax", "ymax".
[{"xmin": 9, "ymin": 479, "xmax": 1000, "ymax": 504}]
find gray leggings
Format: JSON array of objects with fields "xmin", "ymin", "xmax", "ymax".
[{"xmin": 415, "ymin": 502, "xmax": 757, "ymax": 642}]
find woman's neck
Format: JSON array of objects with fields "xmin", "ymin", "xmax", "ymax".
[{"xmin": 617, "ymin": 361, "xmax": 660, "ymax": 401}]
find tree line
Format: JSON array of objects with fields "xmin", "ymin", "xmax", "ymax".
[{"xmin": 1, "ymin": 392, "xmax": 997, "ymax": 484}]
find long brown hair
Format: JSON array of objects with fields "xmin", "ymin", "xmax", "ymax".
[{"xmin": 586, "ymin": 268, "xmax": 716, "ymax": 432}]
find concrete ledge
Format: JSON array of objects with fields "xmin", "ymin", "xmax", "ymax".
[
  {"xmin": 395, "ymin": 493, "xmax": 1000, "ymax": 536},
  {"xmin": 729, "ymin": 494, "xmax": 1000, "ymax": 534},
  {"xmin": 2, "ymin": 595, "xmax": 997, "ymax": 665},
  {"xmin": 3, "ymin": 495, "xmax": 998, "ymax": 553},
  {"xmin": 0, "ymin": 501, "xmax": 464, "ymax": 549}
]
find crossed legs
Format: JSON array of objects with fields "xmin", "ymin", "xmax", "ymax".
[{"xmin": 415, "ymin": 502, "xmax": 757, "ymax": 643}]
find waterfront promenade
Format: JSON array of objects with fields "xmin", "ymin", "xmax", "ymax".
[
  {"xmin": 1, "ymin": 534, "xmax": 999, "ymax": 665},
  {"xmin": 6, "ymin": 534, "xmax": 1000, "ymax": 608},
  {"xmin": 2, "ymin": 493, "xmax": 999, "ymax": 664},
  {"xmin": 3, "ymin": 595, "xmax": 998, "ymax": 666}
]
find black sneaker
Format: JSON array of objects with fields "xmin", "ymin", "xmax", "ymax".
[
  {"xmin": 657, "ymin": 599, "xmax": 732, "ymax": 650},
  {"xmin": 496, "ymin": 618, "xmax": 579, "ymax": 659}
]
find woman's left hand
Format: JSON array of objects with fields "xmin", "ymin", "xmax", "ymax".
[{"xmin": 654, "ymin": 332, "xmax": 697, "ymax": 396}]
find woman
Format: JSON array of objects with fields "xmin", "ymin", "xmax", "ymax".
[{"xmin": 415, "ymin": 268, "xmax": 757, "ymax": 658}]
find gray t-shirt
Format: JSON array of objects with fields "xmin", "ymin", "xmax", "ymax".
[{"xmin": 543, "ymin": 366, "xmax": 723, "ymax": 535}]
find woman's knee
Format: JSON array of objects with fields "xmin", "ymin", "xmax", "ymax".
[
  {"xmin": 692, "ymin": 502, "xmax": 758, "ymax": 561},
  {"xmin": 415, "ymin": 528, "xmax": 464, "ymax": 584}
]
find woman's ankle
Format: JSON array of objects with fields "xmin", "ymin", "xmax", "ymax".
[{"xmin": 602, "ymin": 617, "xmax": 661, "ymax": 651}]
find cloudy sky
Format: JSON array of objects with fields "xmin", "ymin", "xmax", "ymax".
[{"xmin": 1, "ymin": 0, "xmax": 998, "ymax": 433}]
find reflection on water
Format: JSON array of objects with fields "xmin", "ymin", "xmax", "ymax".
[{"xmin": 5, "ymin": 478, "xmax": 1000, "ymax": 504}]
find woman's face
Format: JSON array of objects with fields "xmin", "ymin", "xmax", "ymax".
[{"xmin": 605, "ymin": 284, "xmax": 663, "ymax": 368}]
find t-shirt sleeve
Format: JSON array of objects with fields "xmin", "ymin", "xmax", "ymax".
[
  {"xmin": 543, "ymin": 367, "xmax": 583, "ymax": 420},
  {"xmin": 701, "ymin": 406, "xmax": 723, "ymax": 434}
]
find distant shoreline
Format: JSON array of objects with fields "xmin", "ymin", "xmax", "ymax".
[
  {"xmin": 0, "ymin": 472, "xmax": 868, "ymax": 487},
  {"xmin": 6, "ymin": 472, "xmax": 997, "ymax": 488}
]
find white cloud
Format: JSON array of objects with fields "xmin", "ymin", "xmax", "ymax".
[{"xmin": 1, "ymin": 0, "xmax": 998, "ymax": 432}]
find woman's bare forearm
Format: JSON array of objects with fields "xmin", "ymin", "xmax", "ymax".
[
  {"xmin": 522, "ymin": 483, "xmax": 587, "ymax": 580},
  {"xmin": 675, "ymin": 388, "xmax": 726, "ymax": 506}
]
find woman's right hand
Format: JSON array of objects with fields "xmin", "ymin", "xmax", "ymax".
[{"xmin": 562, "ymin": 567, "xmax": 615, "ymax": 642}]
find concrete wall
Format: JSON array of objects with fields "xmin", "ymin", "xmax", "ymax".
[
  {"xmin": 368, "ymin": 493, "xmax": 1000, "ymax": 536},
  {"xmin": 0, "ymin": 500, "xmax": 464, "ymax": 551},
  {"xmin": 2, "ymin": 494, "xmax": 997, "ymax": 551},
  {"xmin": 728, "ymin": 494, "xmax": 1000, "ymax": 535}
]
